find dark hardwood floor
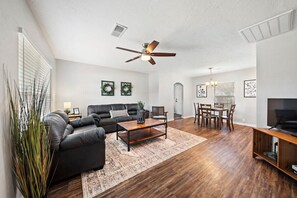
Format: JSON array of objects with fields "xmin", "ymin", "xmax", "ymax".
[{"xmin": 48, "ymin": 118, "xmax": 297, "ymax": 198}]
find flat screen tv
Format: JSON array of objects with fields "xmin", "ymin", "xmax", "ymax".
[{"xmin": 267, "ymin": 98, "xmax": 297, "ymax": 133}]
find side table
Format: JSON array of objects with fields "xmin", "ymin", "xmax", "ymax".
[{"xmin": 68, "ymin": 113, "xmax": 82, "ymax": 121}]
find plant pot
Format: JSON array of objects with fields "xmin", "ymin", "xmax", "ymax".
[{"xmin": 137, "ymin": 109, "xmax": 145, "ymax": 124}]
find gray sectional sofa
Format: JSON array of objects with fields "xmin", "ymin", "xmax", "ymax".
[{"xmin": 87, "ymin": 103, "xmax": 149, "ymax": 133}]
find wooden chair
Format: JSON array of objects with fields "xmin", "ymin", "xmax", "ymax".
[
  {"xmin": 200, "ymin": 104, "xmax": 217, "ymax": 128},
  {"xmin": 151, "ymin": 106, "xmax": 167, "ymax": 122},
  {"xmin": 193, "ymin": 103, "xmax": 201, "ymax": 124},
  {"xmin": 221, "ymin": 104, "xmax": 236, "ymax": 131},
  {"xmin": 214, "ymin": 103, "xmax": 225, "ymax": 126}
]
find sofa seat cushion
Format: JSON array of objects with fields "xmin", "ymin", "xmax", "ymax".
[
  {"xmin": 110, "ymin": 109, "xmax": 129, "ymax": 118},
  {"xmin": 60, "ymin": 127, "xmax": 105, "ymax": 151},
  {"xmin": 114, "ymin": 116, "xmax": 132, "ymax": 122},
  {"xmin": 99, "ymin": 118, "xmax": 117, "ymax": 126},
  {"xmin": 73, "ymin": 125, "xmax": 97, "ymax": 134}
]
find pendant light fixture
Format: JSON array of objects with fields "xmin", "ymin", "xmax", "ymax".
[{"xmin": 205, "ymin": 67, "xmax": 217, "ymax": 87}]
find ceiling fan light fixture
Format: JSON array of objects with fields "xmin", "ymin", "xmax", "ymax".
[{"xmin": 141, "ymin": 54, "xmax": 150, "ymax": 61}]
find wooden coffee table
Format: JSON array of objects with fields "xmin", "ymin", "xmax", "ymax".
[{"xmin": 116, "ymin": 118, "xmax": 167, "ymax": 151}]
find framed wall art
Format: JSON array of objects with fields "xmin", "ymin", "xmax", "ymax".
[
  {"xmin": 101, "ymin": 80, "xmax": 114, "ymax": 96},
  {"xmin": 121, "ymin": 82, "xmax": 132, "ymax": 96},
  {"xmin": 196, "ymin": 84, "xmax": 207, "ymax": 98},
  {"xmin": 244, "ymin": 79, "xmax": 256, "ymax": 98}
]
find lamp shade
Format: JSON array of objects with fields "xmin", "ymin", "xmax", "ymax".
[{"xmin": 64, "ymin": 102, "xmax": 71, "ymax": 109}]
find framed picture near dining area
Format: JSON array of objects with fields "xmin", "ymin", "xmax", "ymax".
[
  {"xmin": 244, "ymin": 79, "xmax": 256, "ymax": 98},
  {"xmin": 196, "ymin": 84, "xmax": 207, "ymax": 98}
]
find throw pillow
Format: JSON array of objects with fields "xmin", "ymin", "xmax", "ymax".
[{"xmin": 110, "ymin": 109, "xmax": 129, "ymax": 118}]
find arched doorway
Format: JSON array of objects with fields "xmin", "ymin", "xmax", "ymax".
[{"xmin": 174, "ymin": 82, "xmax": 183, "ymax": 120}]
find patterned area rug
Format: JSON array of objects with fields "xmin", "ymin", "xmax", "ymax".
[{"xmin": 81, "ymin": 127, "xmax": 206, "ymax": 198}]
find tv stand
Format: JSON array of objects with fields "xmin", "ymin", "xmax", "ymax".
[{"xmin": 253, "ymin": 128, "xmax": 297, "ymax": 181}]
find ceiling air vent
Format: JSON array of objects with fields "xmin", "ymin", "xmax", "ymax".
[
  {"xmin": 239, "ymin": 9, "xmax": 295, "ymax": 43},
  {"xmin": 111, "ymin": 23, "xmax": 128, "ymax": 37}
]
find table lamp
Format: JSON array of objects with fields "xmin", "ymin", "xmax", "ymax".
[{"xmin": 64, "ymin": 102, "xmax": 71, "ymax": 114}]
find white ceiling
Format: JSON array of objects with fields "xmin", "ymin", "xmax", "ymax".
[{"xmin": 27, "ymin": 0, "xmax": 297, "ymax": 77}]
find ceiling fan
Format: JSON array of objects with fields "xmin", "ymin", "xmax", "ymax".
[{"xmin": 116, "ymin": 40, "xmax": 176, "ymax": 65}]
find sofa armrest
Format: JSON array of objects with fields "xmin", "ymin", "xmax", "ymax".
[
  {"xmin": 89, "ymin": 113, "xmax": 101, "ymax": 127},
  {"xmin": 60, "ymin": 127, "xmax": 105, "ymax": 151},
  {"xmin": 70, "ymin": 116, "xmax": 95, "ymax": 128}
]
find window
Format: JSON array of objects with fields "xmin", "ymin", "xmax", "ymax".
[{"xmin": 18, "ymin": 29, "xmax": 52, "ymax": 114}]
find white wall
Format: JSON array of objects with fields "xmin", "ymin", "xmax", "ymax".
[
  {"xmin": 148, "ymin": 71, "xmax": 159, "ymax": 106},
  {"xmin": 0, "ymin": 0, "xmax": 56, "ymax": 197},
  {"xmin": 56, "ymin": 59, "xmax": 149, "ymax": 116},
  {"xmin": 257, "ymin": 30, "xmax": 297, "ymax": 127},
  {"xmin": 149, "ymin": 71, "xmax": 193, "ymax": 120},
  {"xmin": 192, "ymin": 68, "xmax": 256, "ymax": 126}
]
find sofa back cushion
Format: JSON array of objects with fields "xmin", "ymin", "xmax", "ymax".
[
  {"xmin": 125, "ymin": 103, "xmax": 138, "ymax": 115},
  {"xmin": 111, "ymin": 104, "xmax": 125, "ymax": 110},
  {"xmin": 87, "ymin": 105, "xmax": 112, "ymax": 118},
  {"xmin": 110, "ymin": 109, "xmax": 129, "ymax": 118},
  {"xmin": 44, "ymin": 113, "xmax": 67, "ymax": 150}
]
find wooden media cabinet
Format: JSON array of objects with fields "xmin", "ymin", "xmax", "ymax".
[{"xmin": 253, "ymin": 128, "xmax": 297, "ymax": 180}]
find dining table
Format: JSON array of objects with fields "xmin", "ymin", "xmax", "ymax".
[{"xmin": 211, "ymin": 107, "xmax": 229, "ymax": 129}]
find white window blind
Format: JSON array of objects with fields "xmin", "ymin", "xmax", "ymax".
[{"xmin": 18, "ymin": 31, "xmax": 52, "ymax": 114}]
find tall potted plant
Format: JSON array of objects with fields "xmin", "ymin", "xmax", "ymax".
[{"xmin": 6, "ymin": 75, "xmax": 52, "ymax": 198}]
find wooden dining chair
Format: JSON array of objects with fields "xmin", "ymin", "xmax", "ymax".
[
  {"xmin": 214, "ymin": 103, "xmax": 225, "ymax": 125},
  {"xmin": 193, "ymin": 103, "xmax": 201, "ymax": 124},
  {"xmin": 200, "ymin": 104, "xmax": 217, "ymax": 128},
  {"xmin": 221, "ymin": 104, "xmax": 236, "ymax": 131},
  {"xmin": 151, "ymin": 106, "xmax": 168, "ymax": 122}
]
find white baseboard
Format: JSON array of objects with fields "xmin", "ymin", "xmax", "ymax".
[
  {"xmin": 233, "ymin": 122, "xmax": 256, "ymax": 127},
  {"xmin": 169, "ymin": 115, "xmax": 256, "ymax": 128}
]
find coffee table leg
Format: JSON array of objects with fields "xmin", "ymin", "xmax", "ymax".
[
  {"xmin": 127, "ymin": 130, "xmax": 130, "ymax": 151},
  {"xmin": 116, "ymin": 124, "xmax": 118, "ymax": 140},
  {"xmin": 165, "ymin": 123, "xmax": 167, "ymax": 139}
]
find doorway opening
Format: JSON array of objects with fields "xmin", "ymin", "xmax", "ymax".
[{"xmin": 174, "ymin": 82, "xmax": 183, "ymax": 120}]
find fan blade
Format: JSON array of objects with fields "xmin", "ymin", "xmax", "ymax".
[
  {"xmin": 116, "ymin": 47, "xmax": 142, "ymax": 54},
  {"xmin": 125, "ymin": 55, "xmax": 141, "ymax": 63},
  {"xmin": 146, "ymin": 40, "xmax": 159, "ymax": 53},
  {"xmin": 148, "ymin": 57, "xmax": 156, "ymax": 65},
  {"xmin": 151, "ymin": 52, "xmax": 176, "ymax": 57}
]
